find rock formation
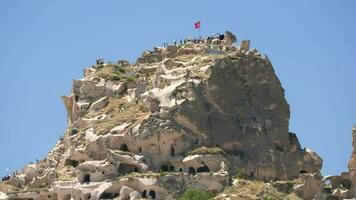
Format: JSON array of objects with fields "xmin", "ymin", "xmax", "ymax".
[{"xmin": 1, "ymin": 30, "xmax": 350, "ymax": 200}]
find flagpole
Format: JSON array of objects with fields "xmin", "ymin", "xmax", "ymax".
[
  {"xmin": 199, "ymin": 21, "xmax": 201, "ymax": 38},
  {"xmin": 199, "ymin": 26, "xmax": 201, "ymax": 38}
]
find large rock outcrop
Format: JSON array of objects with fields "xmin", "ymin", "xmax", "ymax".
[{"xmin": 0, "ymin": 31, "xmax": 325, "ymax": 200}]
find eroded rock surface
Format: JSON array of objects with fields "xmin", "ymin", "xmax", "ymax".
[{"xmin": 0, "ymin": 31, "xmax": 327, "ymax": 200}]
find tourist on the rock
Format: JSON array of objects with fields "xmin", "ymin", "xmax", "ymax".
[{"xmin": 219, "ymin": 34, "xmax": 225, "ymax": 40}]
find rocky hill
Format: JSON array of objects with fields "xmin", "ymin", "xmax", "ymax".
[{"xmin": 0, "ymin": 31, "xmax": 354, "ymax": 200}]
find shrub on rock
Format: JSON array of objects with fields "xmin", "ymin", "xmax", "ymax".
[{"xmin": 179, "ymin": 188, "xmax": 214, "ymax": 200}]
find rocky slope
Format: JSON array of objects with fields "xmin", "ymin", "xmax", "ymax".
[{"xmin": 0, "ymin": 31, "xmax": 353, "ymax": 200}]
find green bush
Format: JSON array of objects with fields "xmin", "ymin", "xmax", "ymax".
[
  {"xmin": 236, "ymin": 169, "xmax": 247, "ymax": 179},
  {"xmin": 71, "ymin": 128, "xmax": 78, "ymax": 135},
  {"xmin": 186, "ymin": 146, "xmax": 227, "ymax": 157},
  {"xmin": 109, "ymin": 74, "xmax": 121, "ymax": 81},
  {"xmin": 113, "ymin": 65, "xmax": 126, "ymax": 73},
  {"xmin": 179, "ymin": 188, "xmax": 214, "ymax": 200},
  {"xmin": 126, "ymin": 77, "xmax": 136, "ymax": 83},
  {"xmin": 235, "ymin": 169, "xmax": 255, "ymax": 180},
  {"xmin": 159, "ymin": 170, "xmax": 167, "ymax": 177}
]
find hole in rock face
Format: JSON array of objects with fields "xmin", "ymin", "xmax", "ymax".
[
  {"xmin": 149, "ymin": 190, "xmax": 156, "ymax": 199},
  {"xmin": 188, "ymin": 167, "xmax": 196, "ymax": 174},
  {"xmin": 75, "ymin": 95, "xmax": 79, "ymax": 102},
  {"xmin": 120, "ymin": 143, "xmax": 129, "ymax": 152},
  {"xmin": 160, "ymin": 163, "xmax": 175, "ymax": 172},
  {"xmin": 170, "ymin": 146, "xmax": 175, "ymax": 156},
  {"xmin": 138, "ymin": 147, "xmax": 142, "ymax": 153},
  {"xmin": 299, "ymin": 170, "xmax": 308, "ymax": 174},
  {"xmin": 100, "ymin": 193, "xmax": 117, "ymax": 199},
  {"xmin": 339, "ymin": 180, "xmax": 352, "ymax": 189},
  {"xmin": 197, "ymin": 164, "xmax": 210, "ymax": 173},
  {"xmin": 65, "ymin": 159, "xmax": 79, "ymax": 167},
  {"xmin": 161, "ymin": 165, "xmax": 169, "ymax": 172},
  {"xmin": 84, "ymin": 174, "xmax": 90, "ymax": 183},
  {"xmin": 142, "ymin": 190, "xmax": 147, "ymax": 198},
  {"xmin": 179, "ymin": 168, "xmax": 183, "ymax": 172}
]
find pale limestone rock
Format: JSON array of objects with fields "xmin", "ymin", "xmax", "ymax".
[
  {"xmin": 240, "ymin": 40, "xmax": 250, "ymax": 51},
  {"xmin": 129, "ymin": 191, "xmax": 141, "ymax": 200},
  {"xmin": 2, "ymin": 31, "xmax": 329, "ymax": 200},
  {"xmin": 120, "ymin": 186, "xmax": 135, "ymax": 200},
  {"xmin": 75, "ymin": 160, "xmax": 117, "ymax": 183},
  {"xmin": 182, "ymin": 154, "xmax": 227, "ymax": 173},
  {"xmin": 88, "ymin": 96, "xmax": 108, "ymax": 112},
  {"xmin": 211, "ymin": 38, "xmax": 220, "ymax": 45},
  {"xmin": 224, "ymin": 31, "xmax": 237, "ymax": 45},
  {"xmin": 294, "ymin": 174, "xmax": 322, "ymax": 200}
]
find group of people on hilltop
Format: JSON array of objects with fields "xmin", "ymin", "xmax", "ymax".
[
  {"xmin": 1, "ymin": 174, "xmax": 11, "ymax": 182},
  {"xmin": 96, "ymin": 58, "xmax": 104, "ymax": 65},
  {"xmin": 163, "ymin": 33, "xmax": 226, "ymax": 47}
]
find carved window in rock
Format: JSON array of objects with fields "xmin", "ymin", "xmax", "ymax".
[
  {"xmin": 188, "ymin": 167, "xmax": 196, "ymax": 174},
  {"xmin": 75, "ymin": 95, "xmax": 79, "ymax": 102},
  {"xmin": 120, "ymin": 143, "xmax": 129, "ymax": 152},
  {"xmin": 160, "ymin": 163, "xmax": 175, "ymax": 172},
  {"xmin": 65, "ymin": 159, "xmax": 79, "ymax": 167},
  {"xmin": 299, "ymin": 169, "xmax": 308, "ymax": 174},
  {"xmin": 142, "ymin": 190, "xmax": 147, "ymax": 198},
  {"xmin": 170, "ymin": 146, "xmax": 175, "ymax": 156},
  {"xmin": 83, "ymin": 174, "xmax": 91, "ymax": 183},
  {"xmin": 149, "ymin": 190, "xmax": 156, "ymax": 199},
  {"xmin": 197, "ymin": 164, "xmax": 210, "ymax": 173},
  {"xmin": 100, "ymin": 193, "xmax": 117, "ymax": 199}
]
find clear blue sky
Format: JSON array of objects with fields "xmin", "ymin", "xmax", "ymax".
[{"xmin": 0, "ymin": 0, "xmax": 355, "ymax": 177}]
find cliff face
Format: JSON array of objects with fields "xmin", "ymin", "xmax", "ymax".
[
  {"xmin": 348, "ymin": 125, "xmax": 356, "ymax": 196},
  {"xmin": 0, "ymin": 31, "xmax": 325, "ymax": 200}
]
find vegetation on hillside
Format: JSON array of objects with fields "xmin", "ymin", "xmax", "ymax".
[{"xmin": 179, "ymin": 188, "xmax": 214, "ymax": 200}]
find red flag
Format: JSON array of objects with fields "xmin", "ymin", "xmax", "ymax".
[{"xmin": 194, "ymin": 21, "xmax": 201, "ymax": 29}]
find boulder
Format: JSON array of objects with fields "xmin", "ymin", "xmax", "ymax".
[
  {"xmin": 88, "ymin": 96, "xmax": 108, "ymax": 112},
  {"xmin": 129, "ymin": 191, "xmax": 141, "ymax": 200},
  {"xmin": 120, "ymin": 186, "xmax": 135, "ymax": 200},
  {"xmin": 224, "ymin": 31, "xmax": 237, "ymax": 44},
  {"xmin": 240, "ymin": 40, "xmax": 250, "ymax": 51},
  {"xmin": 293, "ymin": 173, "xmax": 323, "ymax": 200},
  {"xmin": 212, "ymin": 38, "xmax": 221, "ymax": 45}
]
